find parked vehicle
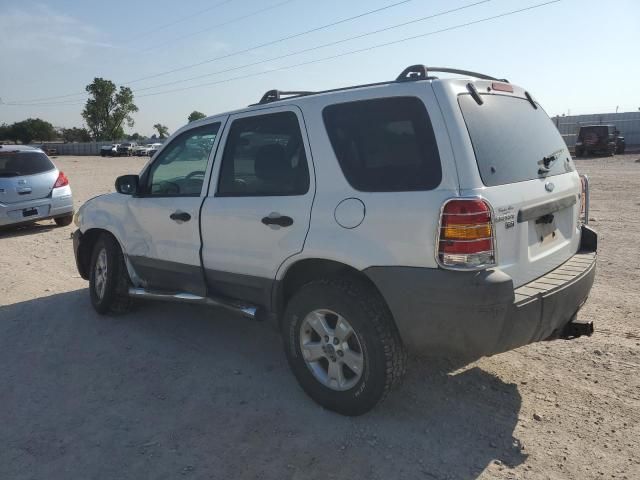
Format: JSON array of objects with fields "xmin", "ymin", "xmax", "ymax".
[
  {"xmin": 100, "ymin": 144, "xmax": 119, "ymax": 157},
  {"xmin": 72, "ymin": 65, "xmax": 597, "ymax": 415},
  {"xmin": 147, "ymin": 144, "xmax": 162, "ymax": 157},
  {"xmin": 116, "ymin": 142, "xmax": 137, "ymax": 156},
  {"xmin": 134, "ymin": 143, "xmax": 163, "ymax": 156},
  {"xmin": 574, "ymin": 125, "xmax": 623, "ymax": 157},
  {"xmin": 1, "ymin": 145, "xmax": 73, "ymax": 227}
]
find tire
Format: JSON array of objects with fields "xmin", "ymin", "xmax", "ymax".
[
  {"xmin": 282, "ymin": 277, "xmax": 407, "ymax": 416},
  {"xmin": 575, "ymin": 148, "xmax": 583, "ymax": 157},
  {"xmin": 89, "ymin": 233, "xmax": 132, "ymax": 315},
  {"xmin": 54, "ymin": 214, "xmax": 73, "ymax": 227}
]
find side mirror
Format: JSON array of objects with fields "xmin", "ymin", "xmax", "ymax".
[{"xmin": 115, "ymin": 175, "xmax": 139, "ymax": 195}]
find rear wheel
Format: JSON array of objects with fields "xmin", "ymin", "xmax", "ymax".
[
  {"xmin": 89, "ymin": 234, "xmax": 132, "ymax": 314},
  {"xmin": 54, "ymin": 214, "xmax": 73, "ymax": 227},
  {"xmin": 282, "ymin": 277, "xmax": 407, "ymax": 416}
]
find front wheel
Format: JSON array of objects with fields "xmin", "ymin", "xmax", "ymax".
[
  {"xmin": 282, "ymin": 278, "xmax": 407, "ymax": 416},
  {"xmin": 89, "ymin": 234, "xmax": 132, "ymax": 315}
]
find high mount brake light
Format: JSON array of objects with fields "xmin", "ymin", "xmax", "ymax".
[
  {"xmin": 491, "ymin": 82, "xmax": 513, "ymax": 93},
  {"xmin": 53, "ymin": 171, "xmax": 69, "ymax": 188},
  {"xmin": 437, "ymin": 198, "xmax": 495, "ymax": 269}
]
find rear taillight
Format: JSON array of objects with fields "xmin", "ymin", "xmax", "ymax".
[
  {"xmin": 437, "ymin": 198, "xmax": 495, "ymax": 269},
  {"xmin": 53, "ymin": 171, "xmax": 69, "ymax": 188}
]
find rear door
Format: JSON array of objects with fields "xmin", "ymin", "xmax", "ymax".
[
  {"xmin": 449, "ymin": 85, "xmax": 582, "ymax": 287},
  {"xmin": 200, "ymin": 106, "xmax": 314, "ymax": 306},
  {"xmin": 0, "ymin": 150, "xmax": 58, "ymax": 204}
]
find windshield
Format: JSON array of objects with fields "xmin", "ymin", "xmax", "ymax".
[
  {"xmin": 459, "ymin": 94, "xmax": 574, "ymax": 187},
  {"xmin": 0, "ymin": 151, "xmax": 55, "ymax": 177}
]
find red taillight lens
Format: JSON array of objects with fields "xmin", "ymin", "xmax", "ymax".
[
  {"xmin": 438, "ymin": 198, "xmax": 495, "ymax": 269},
  {"xmin": 53, "ymin": 171, "xmax": 69, "ymax": 188}
]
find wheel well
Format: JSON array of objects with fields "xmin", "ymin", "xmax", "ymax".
[
  {"xmin": 77, "ymin": 228, "xmax": 116, "ymax": 279},
  {"xmin": 276, "ymin": 259, "xmax": 387, "ymax": 318}
]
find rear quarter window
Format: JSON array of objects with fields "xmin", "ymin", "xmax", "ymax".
[
  {"xmin": 0, "ymin": 151, "xmax": 55, "ymax": 176},
  {"xmin": 322, "ymin": 96, "xmax": 442, "ymax": 192}
]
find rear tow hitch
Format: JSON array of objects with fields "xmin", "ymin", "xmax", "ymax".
[{"xmin": 561, "ymin": 319, "xmax": 594, "ymax": 339}]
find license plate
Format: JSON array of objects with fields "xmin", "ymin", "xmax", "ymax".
[{"xmin": 23, "ymin": 207, "xmax": 38, "ymax": 217}]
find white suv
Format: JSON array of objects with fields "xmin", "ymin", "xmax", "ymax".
[{"xmin": 72, "ymin": 66, "xmax": 597, "ymax": 415}]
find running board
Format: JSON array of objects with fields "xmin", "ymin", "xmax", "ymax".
[{"xmin": 128, "ymin": 287, "xmax": 258, "ymax": 319}]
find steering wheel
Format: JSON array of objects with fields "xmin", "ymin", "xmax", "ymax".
[
  {"xmin": 154, "ymin": 180, "xmax": 180, "ymax": 195},
  {"xmin": 185, "ymin": 170, "xmax": 206, "ymax": 180}
]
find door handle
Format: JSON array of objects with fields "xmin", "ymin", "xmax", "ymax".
[
  {"xmin": 261, "ymin": 214, "xmax": 294, "ymax": 227},
  {"xmin": 170, "ymin": 211, "xmax": 191, "ymax": 222}
]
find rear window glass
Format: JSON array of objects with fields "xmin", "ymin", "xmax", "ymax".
[
  {"xmin": 459, "ymin": 94, "xmax": 574, "ymax": 187},
  {"xmin": 323, "ymin": 96, "xmax": 442, "ymax": 192},
  {"xmin": 0, "ymin": 151, "xmax": 55, "ymax": 177}
]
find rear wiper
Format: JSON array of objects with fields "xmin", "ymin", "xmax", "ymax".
[
  {"xmin": 538, "ymin": 150, "xmax": 562, "ymax": 175},
  {"xmin": 0, "ymin": 171, "xmax": 21, "ymax": 177}
]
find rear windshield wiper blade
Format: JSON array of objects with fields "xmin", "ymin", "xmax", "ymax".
[{"xmin": 538, "ymin": 150, "xmax": 563, "ymax": 175}]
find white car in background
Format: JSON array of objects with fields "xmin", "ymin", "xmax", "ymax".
[{"xmin": 134, "ymin": 143, "xmax": 163, "ymax": 156}]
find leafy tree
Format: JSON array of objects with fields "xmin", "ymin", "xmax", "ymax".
[
  {"xmin": 7, "ymin": 118, "xmax": 56, "ymax": 144},
  {"xmin": 188, "ymin": 111, "xmax": 206, "ymax": 123},
  {"xmin": 82, "ymin": 78, "xmax": 138, "ymax": 140},
  {"xmin": 62, "ymin": 127, "xmax": 92, "ymax": 142},
  {"xmin": 153, "ymin": 123, "xmax": 169, "ymax": 139},
  {"xmin": 127, "ymin": 132, "xmax": 142, "ymax": 141},
  {"xmin": 0, "ymin": 123, "xmax": 10, "ymax": 141}
]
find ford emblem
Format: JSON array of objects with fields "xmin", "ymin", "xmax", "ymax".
[{"xmin": 545, "ymin": 182, "xmax": 555, "ymax": 192}]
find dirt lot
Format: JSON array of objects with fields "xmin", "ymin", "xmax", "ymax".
[{"xmin": 1, "ymin": 154, "xmax": 639, "ymax": 480}]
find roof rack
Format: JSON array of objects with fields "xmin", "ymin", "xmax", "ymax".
[
  {"xmin": 256, "ymin": 89, "xmax": 315, "ymax": 105},
  {"xmin": 396, "ymin": 65, "xmax": 508, "ymax": 83}
]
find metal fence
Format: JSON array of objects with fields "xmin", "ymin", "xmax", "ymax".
[{"xmin": 553, "ymin": 111, "xmax": 640, "ymax": 148}]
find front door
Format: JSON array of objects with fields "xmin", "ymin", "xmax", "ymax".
[
  {"xmin": 200, "ymin": 107, "xmax": 315, "ymax": 306},
  {"xmin": 124, "ymin": 120, "xmax": 224, "ymax": 295}
]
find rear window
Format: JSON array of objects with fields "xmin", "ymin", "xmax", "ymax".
[
  {"xmin": 323, "ymin": 96, "xmax": 442, "ymax": 192},
  {"xmin": 459, "ymin": 94, "xmax": 574, "ymax": 187},
  {"xmin": 0, "ymin": 151, "xmax": 55, "ymax": 177}
]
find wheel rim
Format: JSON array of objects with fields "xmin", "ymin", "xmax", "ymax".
[
  {"xmin": 299, "ymin": 309, "xmax": 364, "ymax": 391},
  {"xmin": 94, "ymin": 248, "xmax": 108, "ymax": 300}
]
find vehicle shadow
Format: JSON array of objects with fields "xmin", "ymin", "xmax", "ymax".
[
  {"xmin": 0, "ymin": 221, "xmax": 59, "ymax": 239},
  {"xmin": 0, "ymin": 289, "xmax": 526, "ymax": 480}
]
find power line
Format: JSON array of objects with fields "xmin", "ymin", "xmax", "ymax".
[
  {"xmin": 127, "ymin": 0, "xmax": 491, "ymax": 95},
  {"xmin": 140, "ymin": 0, "xmax": 296, "ymax": 53},
  {"xmin": 5, "ymin": 0, "xmax": 414, "ymax": 105},
  {"xmin": 132, "ymin": 1, "xmax": 561, "ymax": 100},
  {"xmin": 4, "ymin": 1, "xmax": 561, "ymax": 108},
  {"xmin": 123, "ymin": 0, "xmax": 236, "ymax": 43}
]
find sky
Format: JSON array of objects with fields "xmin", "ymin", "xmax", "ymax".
[{"xmin": 0, "ymin": 0, "xmax": 639, "ymax": 137}]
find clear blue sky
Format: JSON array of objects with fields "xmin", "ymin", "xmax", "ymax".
[{"xmin": 1, "ymin": 0, "xmax": 638, "ymax": 136}]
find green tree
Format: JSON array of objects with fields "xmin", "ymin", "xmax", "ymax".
[
  {"xmin": 153, "ymin": 123, "xmax": 169, "ymax": 139},
  {"xmin": 7, "ymin": 118, "xmax": 56, "ymax": 144},
  {"xmin": 62, "ymin": 127, "xmax": 92, "ymax": 142},
  {"xmin": 82, "ymin": 78, "xmax": 138, "ymax": 140},
  {"xmin": 127, "ymin": 132, "xmax": 142, "ymax": 141},
  {"xmin": 188, "ymin": 111, "xmax": 206, "ymax": 123},
  {"xmin": 0, "ymin": 123, "xmax": 10, "ymax": 141}
]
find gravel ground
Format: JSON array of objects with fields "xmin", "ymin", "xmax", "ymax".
[{"xmin": 1, "ymin": 154, "xmax": 639, "ymax": 480}]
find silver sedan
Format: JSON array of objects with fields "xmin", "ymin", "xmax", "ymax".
[{"xmin": 0, "ymin": 145, "xmax": 73, "ymax": 228}]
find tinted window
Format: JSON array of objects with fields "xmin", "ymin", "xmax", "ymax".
[
  {"xmin": 323, "ymin": 97, "xmax": 441, "ymax": 192},
  {"xmin": 145, "ymin": 122, "xmax": 220, "ymax": 196},
  {"xmin": 217, "ymin": 111, "xmax": 309, "ymax": 196},
  {"xmin": 459, "ymin": 94, "xmax": 574, "ymax": 187},
  {"xmin": 0, "ymin": 151, "xmax": 55, "ymax": 177}
]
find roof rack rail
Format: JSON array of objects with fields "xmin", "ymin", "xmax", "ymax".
[
  {"xmin": 396, "ymin": 65, "xmax": 508, "ymax": 83},
  {"xmin": 256, "ymin": 89, "xmax": 315, "ymax": 105}
]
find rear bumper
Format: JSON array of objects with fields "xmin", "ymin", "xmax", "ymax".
[
  {"xmin": 365, "ymin": 225, "xmax": 597, "ymax": 360},
  {"xmin": 0, "ymin": 187, "xmax": 73, "ymax": 227}
]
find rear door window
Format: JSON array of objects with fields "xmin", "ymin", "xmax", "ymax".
[
  {"xmin": 459, "ymin": 94, "xmax": 574, "ymax": 187},
  {"xmin": 322, "ymin": 96, "xmax": 441, "ymax": 192},
  {"xmin": 0, "ymin": 151, "xmax": 55, "ymax": 177}
]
